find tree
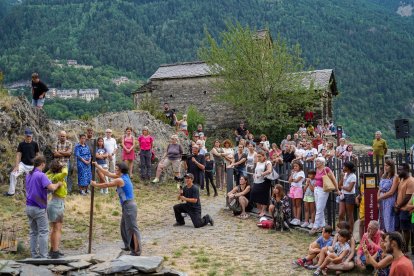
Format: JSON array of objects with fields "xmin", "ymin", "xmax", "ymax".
[{"xmin": 199, "ymin": 22, "xmax": 319, "ymax": 140}]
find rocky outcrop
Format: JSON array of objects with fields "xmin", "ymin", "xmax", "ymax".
[{"xmin": 0, "ymin": 96, "xmax": 177, "ymax": 186}]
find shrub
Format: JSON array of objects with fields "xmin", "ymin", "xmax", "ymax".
[
  {"xmin": 187, "ymin": 105, "xmax": 205, "ymax": 136},
  {"xmin": 138, "ymin": 94, "xmax": 169, "ymax": 124}
]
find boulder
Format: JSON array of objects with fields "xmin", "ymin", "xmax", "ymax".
[
  {"xmin": 19, "ymin": 264, "xmax": 54, "ymax": 276},
  {"xmin": 68, "ymin": 260, "xmax": 92, "ymax": 269},
  {"xmin": 116, "ymin": 255, "xmax": 164, "ymax": 273},
  {"xmin": 89, "ymin": 260, "xmax": 132, "ymax": 274},
  {"xmin": 51, "ymin": 265, "xmax": 73, "ymax": 273}
]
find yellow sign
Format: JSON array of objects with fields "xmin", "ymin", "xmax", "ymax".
[{"xmin": 366, "ymin": 176, "xmax": 376, "ymax": 189}]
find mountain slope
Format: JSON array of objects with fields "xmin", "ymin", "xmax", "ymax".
[{"xmin": 0, "ymin": 0, "xmax": 413, "ymax": 146}]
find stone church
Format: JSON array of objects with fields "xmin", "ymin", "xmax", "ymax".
[{"xmin": 133, "ymin": 61, "xmax": 338, "ymax": 131}]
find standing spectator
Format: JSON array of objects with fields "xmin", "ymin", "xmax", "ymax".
[
  {"xmin": 173, "ymin": 173, "xmax": 214, "ymax": 228},
  {"xmin": 91, "ymin": 162, "xmax": 142, "ymax": 256},
  {"xmin": 222, "ymin": 139, "xmax": 235, "ymax": 189},
  {"xmin": 259, "ymin": 134, "xmax": 270, "ymax": 152},
  {"xmin": 280, "ymin": 134, "xmax": 292, "ymax": 153},
  {"xmin": 104, "ymin": 129, "xmax": 118, "ymax": 173},
  {"xmin": 356, "ymin": 173, "xmax": 367, "ymax": 241},
  {"xmin": 53, "ymin": 131, "xmax": 72, "ymax": 191},
  {"xmin": 378, "ymin": 159, "xmax": 398, "ymax": 232},
  {"xmin": 163, "ymin": 103, "xmax": 177, "ymax": 126},
  {"xmin": 341, "ymin": 144, "xmax": 357, "ymax": 161},
  {"xmin": 211, "ymin": 140, "xmax": 225, "ymax": 190},
  {"xmin": 74, "ymin": 134, "xmax": 92, "ymax": 195},
  {"xmin": 309, "ymin": 157, "xmax": 339, "ymax": 235},
  {"xmin": 305, "ymin": 111, "xmax": 314, "ymax": 123},
  {"xmin": 31, "ymin": 72, "xmax": 48, "ymax": 109},
  {"xmin": 293, "ymin": 133, "xmax": 300, "ymax": 147},
  {"xmin": 289, "ymin": 161, "xmax": 305, "ymax": 226},
  {"xmin": 229, "ymin": 145, "xmax": 247, "ymax": 186},
  {"xmin": 395, "ymin": 163, "xmax": 414, "ymax": 252},
  {"xmin": 385, "ymin": 232, "xmax": 414, "ymax": 276},
  {"xmin": 246, "ymin": 133, "xmax": 256, "ymax": 148},
  {"xmin": 283, "ymin": 144, "xmax": 296, "ymax": 164},
  {"xmin": 234, "ymin": 121, "xmax": 248, "ymax": 143},
  {"xmin": 137, "ymin": 127, "xmax": 154, "ymax": 181},
  {"xmin": 185, "ymin": 145, "xmax": 205, "ymax": 188},
  {"xmin": 122, "ymin": 127, "xmax": 136, "ymax": 177},
  {"xmin": 46, "ymin": 159, "xmax": 68, "ymax": 259},
  {"xmin": 227, "ymin": 175, "xmax": 252, "ymax": 218},
  {"xmin": 307, "ymin": 124, "xmax": 315, "ymax": 137},
  {"xmin": 204, "ymin": 154, "xmax": 218, "ymax": 197},
  {"xmin": 85, "ymin": 128, "xmax": 95, "ymax": 153},
  {"xmin": 270, "ymin": 144, "xmax": 283, "ymax": 165},
  {"xmin": 26, "ymin": 156, "xmax": 61, "ymax": 258},
  {"xmin": 302, "ymin": 170, "xmax": 316, "ymax": 229},
  {"xmin": 336, "ymin": 138, "xmax": 347, "ymax": 158},
  {"xmin": 298, "ymin": 123, "xmax": 307, "ymax": 134},
  {"xmin": 355, "ymin": 220, "xmax": 382, "ymax": 270},
  {"xmin": 95, "ymin": 137, "xmax": 109, "ymax": 194},
  {"xmin": 250, "ymin": 151, "xmax": 272, "ymax": 217},
  {"xmin": 152, "ymin": 135, "xmax": 183, "ymax": 183},
  {"xmin": 325, "ymin": 141, "xmax": 335, "ymax": 161},
  {"xmin": 5, "ymin": 128, "xmax": 39, "ymax": 196},
  {"xmin": 246, "ymin": 143, "xmax": 257, "ymax": 186},
  {"xmin": 372, "ymin": 131, "xmax": 388, "ymax": 162},
  {"xmin": 176, "ymin": 114, "xmax": 188, "ymax": 136},
  {"xmin": 338, "ymin": 161, "xmax": 357, "ymax": 233}
]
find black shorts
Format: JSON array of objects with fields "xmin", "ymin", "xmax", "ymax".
[
  {"xmin": 341, "ymin": 194, "xmax": 356, "ymax": 205},
  {"xmin": 399, "ymin": 211, "xmax": 411, "ymax": 231}
]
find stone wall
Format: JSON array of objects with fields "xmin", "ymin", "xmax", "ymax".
[{"xmin": 134, "ymin": 77, "xmax": 243, "ymax": 131}]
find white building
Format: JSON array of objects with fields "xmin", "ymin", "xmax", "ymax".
[
  {"xmin": 112, "ymin": 76, "xmax": 130, "ymax": 86},
  {"xmin": 57, "ymin": 89, "xmax": 77, "ymax": 100},
  {"xmin": 79, "ymin": 89, "xmax": 99, "ymax": 102},
  {"xmin": 45, "ymin": 88, "xmax": 57, "ymax": 99}
]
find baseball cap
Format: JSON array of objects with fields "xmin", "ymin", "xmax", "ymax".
[
  {"xmin": 24, "ymin": 128, "xmax": 33, "ymax": 136},
  {"xmin": 184, "ymin": 173, "xmax": 194, "ymax": 179}
]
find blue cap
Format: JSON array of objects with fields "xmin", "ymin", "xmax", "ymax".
[{"xmin": 24, "ymin": 128, "xmax": 33, "ymax": 136}]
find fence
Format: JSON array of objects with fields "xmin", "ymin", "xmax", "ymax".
[{"xmin": 273, "ymin": 153, "xmax": 413, "ymax": 230}]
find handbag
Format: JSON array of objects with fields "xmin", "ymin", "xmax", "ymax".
[
  {"xmin": 265, "ymin": 162, "xmax": 280, "ymax": 181},
  {"xmin": 322, "ymin": 167, "xmax": 336, "ymax": 192}
]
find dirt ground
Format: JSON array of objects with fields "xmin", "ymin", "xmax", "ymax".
[{"xmin": 0, "ymin": 181, "xmax": 367, "ymax": 276}]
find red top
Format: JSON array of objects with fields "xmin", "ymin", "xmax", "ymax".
[
  {"xmin": 305, "ymin": 111, "xmax": 314, "ymax": 121},
  {"xmin": 357, "ymin": 231, "xmax": 381, "ymax": 256},
  {"xmin": 390, "ymin": 255, "xmax": 414, "ymax": 276},
  {"xmin": 138, "ymin": 135, "xmax": 153, "ymax": 151}
]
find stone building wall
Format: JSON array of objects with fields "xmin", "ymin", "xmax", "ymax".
[{"xmin": 135, "ymin": 77, "xmax": 243, "ymax": 130}]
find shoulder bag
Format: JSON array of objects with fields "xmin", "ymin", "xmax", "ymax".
[{"xmin": 322, "ymin": 167, "xmax": 336, "ymax": 192}]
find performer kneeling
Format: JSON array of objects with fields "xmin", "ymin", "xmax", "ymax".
[
  {"xmin": 173, "ymin": 173, "xmax": 214, "ymax": 228},
  {"xmin": 91, "ymin": 162, "xmax": 142, "ymax": 256}
]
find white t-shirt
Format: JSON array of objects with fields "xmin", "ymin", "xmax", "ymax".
[
  {"xmin": 254, "ymin": 161, "xmax": 271, "ymax": 184},
  {"xmin": 304, "ymin": 148, "xmax": 317, "ymax": 160},
  {"xmin": 222, "ymin": 148, "xmax": 234, "ymax": 166},
  {"xmin": 342, "ymin": 173, "xmax": 356, "ymax": 194},
  {"xmin": 336, "ymin": 145, "xmax": 347, "ymax": 155},
  {"xmin": 295, "ymin": 148, "xmax": 305, "ymax": 159},
  {"xmin": 291, "ymin": 170, "xmax": 305, "ymax": 188},
  {"xmin": 103, "ymin": 137, "xmax": 118, "ymax": 155}
]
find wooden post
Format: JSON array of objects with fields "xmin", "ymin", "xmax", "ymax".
[{"xmin": 88, "ymin": 139, "xmax": 96, "ymax": 254}]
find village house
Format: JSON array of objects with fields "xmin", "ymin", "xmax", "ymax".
[
  {"xmin": 133, "ymin": 61, "xmax": 338, "ymax": 130},
  {"xmin": 112, "ymin": 76, "xmax": 130, "ymax": 86},
  {"xmin": 79, "ymin": 89, "xmax": 99, "ymax": 102},
  {"xmin": 57, "ymin": 89, "xmax": 78, "ymax": 100}
]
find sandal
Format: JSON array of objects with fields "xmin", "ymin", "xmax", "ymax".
[{"xmin": 241, "ymin": 213, "xmax": 249, "ymax": 219}]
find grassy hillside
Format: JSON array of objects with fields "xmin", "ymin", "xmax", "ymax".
[{"xmin": 0, "ymin": 0, "xmax": 413, "ymax": 146}]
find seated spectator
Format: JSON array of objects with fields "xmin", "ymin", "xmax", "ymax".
[
  {"xmin": 269, "ymin": 184, "xmax": 292, "ymax": 230},
  {"xmin": 386, "ymin": 232, "xmax": 414, "ymax": 275},
  {"xmin": 325, "ymin": 141, "xmax": 335, "ymax": 161},
  {"xmin": 271, "ymin": 150, "xmax": 283, "ymax": 166},
  {"xmin": 304, "ymin": 142, "xmax": 318, "ymax": 162},
  {"xmin": 356, "ymin": 220, "xmax": 382, "ymax": 270},
  {"xmin": 307, "ymin": 124, "xmax": 315, "ymax": 137},
  {"xmin": 362, "ymin": 232, "xmax": 392, "ymax": 276},
  {"xmin": 313, "ymin": 229, "xmax": 351, "ymax": 275},
  {"xmin": 293, "ymin": 142, "xmax": 305, "ymax": 162},
  {"xmin": 312, "ymin": 134, "xmax": 323, "ymax": 150},
  {"xmin": 227, "ymin": 176, "xmax": 252, "ymax": 219},
  {"xmin": 269, "ymin": 143, "xmax": 282, "ymax": 160},
  {"xmin": 299, "ymin": 123, "xmax": 307, "ymax": 134},
  {"xmin": 341, "ymin": 144, "xmax": 357, "ymax": 161},
  {"xmin": 295, "ymin": 225, "xmax": 333, "ymax": 267}
]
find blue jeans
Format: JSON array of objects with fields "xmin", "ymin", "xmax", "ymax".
[
  {"xmin": 32, "ymin": 98, "xmax": 45, "ymax": 107},
  {"xmin": 26, "ymin": 205, "xmax": 49, "ymax": 258}
]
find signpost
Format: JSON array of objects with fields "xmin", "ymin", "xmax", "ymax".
[{"xmin": 363, "ymin": 173, "xmax": 378, "ymax": 231}]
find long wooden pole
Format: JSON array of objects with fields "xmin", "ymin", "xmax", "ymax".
[{"xmin": 88, "ymin": 138, "xmax": 96, "ymax": 254}]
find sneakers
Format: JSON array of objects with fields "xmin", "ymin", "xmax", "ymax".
[
  {"xmin": 304, "ymin": 260, "xmax": 313, "ymax": 268},
  {"xmin": 49, "ymin": 250, "xmax": 64, "ymax": 257},
  {"xmin": 3, "ymin": 192, "xmax": 14, "ymax": 197},
  {"xmin": 291, "ymin": 218, "xmax": 301, "ymax": 226},
  {"xmin": 206, "ymin": 214, "xmax": 214, "ymax": 226},
  {"xmin": 301, "ymin": 222, "xmax": 309, "ymax": 228},
  {"xmin": 307, "ymin": 223, "xmax": 314, "ymax": 229},
  {"xmin": 80, "ymin": 190, "xmax": 87, "ymax": 196},
  {"xmin": 151, "ymin": 178, "xmax": 159, "ymax": 183},
  {"xmin": 295, "ymin": 258, "xmax": 306, "ymax": 267},
  {"xmin": 49, "ymin": 251, "xmax": 61, "ymax": 259}
]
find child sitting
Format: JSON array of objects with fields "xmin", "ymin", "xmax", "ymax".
[
  {"xmin": 269, "ymin": 184, "xmax": 291, "ymax": 230},
  {"xmin": 295, "ymin": 225, "xmax": 333, "ymax": 267},
  {"xmin": 302, "ymin": 170, "xmax": 316, "ymax": 229},
  {"xmin": 313, "ymin": 230, "xmax": 351, "ymax": 276}
]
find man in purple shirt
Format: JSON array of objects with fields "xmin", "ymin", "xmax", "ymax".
[{"xmin": 25, "ymin": 156, "xmax": 62, "ymax": 258}]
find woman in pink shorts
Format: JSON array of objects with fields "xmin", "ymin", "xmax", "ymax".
[{"xmin": 289, "ymin": 160, "xmax": 305, "ymax": 226}]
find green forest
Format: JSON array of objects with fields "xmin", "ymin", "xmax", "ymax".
[{"xmin": 0, "ymin": 0, "xmax": 413, "ymax": 147}]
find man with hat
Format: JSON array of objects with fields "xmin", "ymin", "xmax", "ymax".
[
  {"xmin": 173, "ymin": 173, "xmax": 214, "ymax": 228},
  {"xmin": 5, "ymin": 128, "xmax": 40, "ymax": 196},
  {"xmin": 31, "ymin": 72, "xmax": 49, "ymax": 109}
]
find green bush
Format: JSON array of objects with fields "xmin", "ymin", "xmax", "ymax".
[
  {"xmin": 187, "ymin": 105, "xmax": 205, "ymax": 136},
  {"xmin": 138, "ymin": 94, "xmax": 169, "ymax": 124}
]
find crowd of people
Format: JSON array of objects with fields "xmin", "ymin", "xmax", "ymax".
[{"xmin": 3, "ymin": 89, "xmax": 414, "ymax": 274}]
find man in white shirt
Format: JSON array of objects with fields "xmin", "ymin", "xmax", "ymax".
[
  {"xmin": 336, "ymin": 138, "xmax": 347, "ymax": 158},
  {"xmin": 303, "ymin": 142, "xmax": 317, "ymax": 162},
  {"xmin": 103, "ymin": 129, "xmax": 118, "ymax": 173}
]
